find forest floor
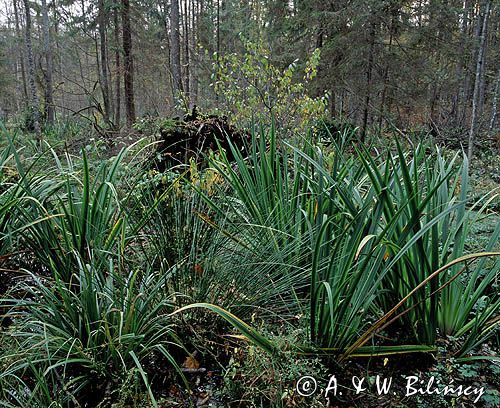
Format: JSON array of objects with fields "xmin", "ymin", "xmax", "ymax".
[
  {"xmin": 82, "ymin": 131, "xmax": 500, "ymax": 407},
  {"xmin": 0, "ymin": 122, "xmax": 499, "ymax": 408}
]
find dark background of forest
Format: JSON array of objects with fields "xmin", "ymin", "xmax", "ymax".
[{"xmin": 0, "ymin": 0, "xmax": 498, "ymax": 153}]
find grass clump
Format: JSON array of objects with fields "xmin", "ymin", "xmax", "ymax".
[{"xmin": 0, "ymin": 121, "xmax": 498, "ymax": 407}]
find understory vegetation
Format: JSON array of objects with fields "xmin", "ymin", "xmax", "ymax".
[
  {"xmin": 0, "ymin": 119, "xmax": 498, "ymax": 407},
  {"xmin": 1, "ymin": 0, "xmax": 499, "ymax": 405}
]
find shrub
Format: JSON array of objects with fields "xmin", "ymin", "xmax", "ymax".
[{"xmin": 212, "ymin": 38, "xmax": 328, "ymax": 134}]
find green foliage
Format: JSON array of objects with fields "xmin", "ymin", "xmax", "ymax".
[
  {"xmin": 218, "ymin": 338, "xmax": 326, "ymax": 407},
  {"xmin": 212, "ymin": 38, "xmax": 328, "ymax": 134},
  {"xmin": 0, "ymin": 140, "xmax": 17, "ymax": 257},
  {"xmin": 133, "ymin": 116, "xmax": 178, "ymax": 138},
  {"xmin": 12, "ymin": 148, "xmax": 127, "ymax": 283},
  {"xmin": 354, "ymin": 144, "xmax": 500, "ymax": 350},
  {"xmin": 136, "ymin": 169, "xmax": 229, "ymax": 303},
  {"xmin": 191, "ymin": 126, "xmax": 317, "ymax": 316},
  {"xmin": 311, "ymin": 117, "xmax": 358, "ymax": 143},
  {"xmin": 0, "ymin": 121, "xmax": 498, "ymax": 405},
  {"xmin": 137, "ymin": 155, "xmax": 308, "ymax": 317},
  {"xmin": 0, "ymin": 263, "xmax": 184, "ymax": 406},
  {"xmin": 0, "ymin": 134, "xmax": 186, "ymax": 406},
  {"xmin": 183, "ymin": 126, "xmax": 499, "ymax": 359},
  {"xmin": 308, "ymin": 141, "xmax": 499, "ymax": 355}
]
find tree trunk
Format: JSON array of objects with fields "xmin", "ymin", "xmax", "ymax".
[
  {"xmin": 489, "ymin": 70, "xmax": 499, "ymax": 130},
  {"xmin": 462, "ymin": 4, "xmax": 484, "ymax": 126},
  {"xmin": 477, "ymin": 9, "xmax": 490, "ymax": 120},
  {"xmin": 122, "ymin": 0, "xmax": 136, "ymax": 127},
  {"xmin": 98, "ymin": 0, "xmax": 111, "ymax": 124},
  {"xmin": 182, "ymin": 0, "xmax": 190, "ymax": 102},
  {"xmin": 13, "ymin": 0, "xmax": 28, "ymax": 107},
  {"xmin": 170, "ymin": 0, "xmax": 182, "ymax": 101},
  {"xmin": 215, "ymin": 0, "xmax": 221, "ymax": 105},
  {"xmin": 378, "ymin": 14, "xmax": 395, "ymax": 131},
  {"xmin": 114, "ymin": 7, "xmax": 121, "ymax": 126},
  {"xmin": 190, "ymin": 0, "xmax": 198, "ymax": 105},
  {"xmin": 40, "ymin": 0, "xmax": 54, "ymax": 124},
  {"xmin": 468, "ymin": 0, "xmax": 491, "ymax": 161},
  {"xmin": 361, "ymin": 22, "xmax": 376, "ymax": 142},
  {"xmin": 454, "ymin": 0, "xmax": 470, "ymax": 126},
  {"xmin": 22, "ymin": 0, "xmax": 41, "ymax": 139},
  {"xmin": 216, "ymin": 0, "xmax": 221, "ymax": 54}
]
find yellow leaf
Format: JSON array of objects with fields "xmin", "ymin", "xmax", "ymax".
[{"xmin": 182, "ymin": 355, "xmax": 200, "ymax": 370}]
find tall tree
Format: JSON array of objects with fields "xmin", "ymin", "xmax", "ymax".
[
  {"xmin": 170, "ymin": 0, "xmax": 182, "ymax": 102},
  {"xmin": 22, "ymin": 0, "xmax": 41, "ymax": 138},
  {"xmin": 378, "ymin": 8, "xmax": 397, "ymax": 131},
  {"xmin": 13, "ymin": 0, "xmax": 28, "ymax": 107},
  {"xmin": 468, "ymin": 0, "xmax": 491, "ymax": 160},
  {"xmin": 490, "ymin": 70, "xmax": 499, "ymax": 130},
  {"xmin": 189, "ymin": 0, "xmax": 198, "ymax": 105},
  {"xmin": 40, "ymin": 0, "xmax": 55, "ymax": 124},
  {"xmin": 122, "ymin": 0, "xmax": 135, "ymax": 127},
  {"xmin": 0, "ymin": 0, "xmax": 498, "ymax": 145},
  {"xmin": 182, "ymin": 0, "xmax": 190, "ymax": 102},
  {"xmin": 114, "ymin": 6, "xmax": 121, "ymax": 126},
  {"xmin": 453, "ymin": 0, "xmax": 471, "ymax": 126},
  {"xmin": 98, "ymin": 0, "xmax": 111, "ymax": 124},
  {"xmin": 361, "ymin": 20, "xmax": 376, "ymax": 142}
]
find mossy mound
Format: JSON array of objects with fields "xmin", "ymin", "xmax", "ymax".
[{"xmin": 153, "ymin": 108, "xmax": 250, "ymax": 171}]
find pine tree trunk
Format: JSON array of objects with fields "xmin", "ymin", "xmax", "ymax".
[
  {"xmin": 22, "ymin": 0, "xmax": 41, "ymax": 139},
  {"xmin": 463, "ymin": 4, "xmax": 484, "ymax": 127},
  {"xmin": 122, "ymin": 0, "xmax": 136, "ymax": 127},
  {"xmin": 215, "ymin": 0, "xmax": 220, "ymax": 105},
  {"xmin": 454, "ymin": 0, "xmax": 470, "ymax": 126},
  {"xmin": 468, "ymin": 0, "xmax": 491, "ymax": 161},
  {"xmin": 477, "ymin": 12, "xmax": 490, "ymax": 119}
]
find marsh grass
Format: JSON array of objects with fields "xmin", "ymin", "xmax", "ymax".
[{"xmin": 0, "ymin": 122, "xmax": 498, "ymax": 406}]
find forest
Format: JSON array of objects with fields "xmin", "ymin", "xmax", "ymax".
[{"xmin": 0, "ymin": 0, "xmax": 499, "ymax": 407}]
